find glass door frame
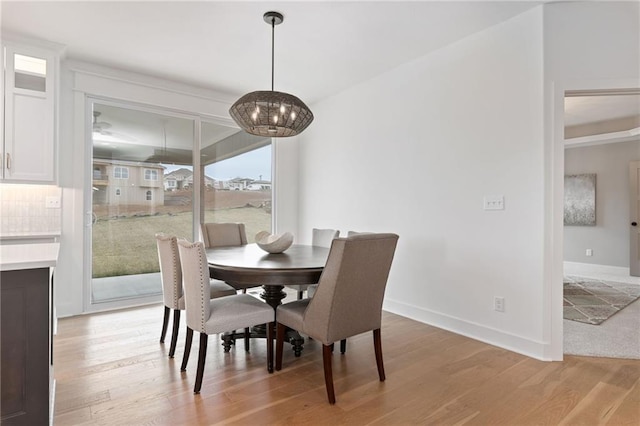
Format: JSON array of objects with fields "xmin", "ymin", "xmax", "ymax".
[{"xmin": 83, "ymin": 96, "xmax": 207, "ymax": 313}]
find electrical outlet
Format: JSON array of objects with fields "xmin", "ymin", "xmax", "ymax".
[
  {"xmin": 46, "ymin": 196, "xmax": 61, "ymax": 209},
  {"xmin": 586, "ymin": 249, "xmax": 593, "ymax": 257},
  {"xmin": 494, "ymin": 296, "xmax": 505, "ymax": 312}
]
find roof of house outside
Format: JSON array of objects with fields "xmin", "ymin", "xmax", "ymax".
[{"xmin": 164, "ymin": 168, "xmax": 215, "ymax": 183}]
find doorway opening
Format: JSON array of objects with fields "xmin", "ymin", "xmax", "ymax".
[{"xmin": 562, "ymin": 89, "xmax": 640, "ymax": 359}]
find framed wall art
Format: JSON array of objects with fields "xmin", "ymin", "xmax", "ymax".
[{"xmin": 564, "ymin": 174, "xmax": 596, "ymax": 226}]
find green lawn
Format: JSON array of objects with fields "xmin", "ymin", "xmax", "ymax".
[{"xmin": 92, "ymin": 207, "xmax": 271, "ymax": 278}]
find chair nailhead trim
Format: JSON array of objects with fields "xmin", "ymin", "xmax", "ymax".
[
  {"xmin": 198, "ymin": 248, "xmax": 206, "ymax": 332},
  {"xmin": 172, "ymin": 237, "xmax": 179, "ymax": 309}
]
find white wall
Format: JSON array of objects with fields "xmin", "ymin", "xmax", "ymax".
[
  {"xmin": 290, "ymin": 1, "xmax": 640, "ymax": 360},
  {"xmin": 272, "ymin": 137, "xmax": 299, "ymax": 237},
  {"xmin": 294, "ymin": 8, "xmax": 547, "ymax": 358},
  {"xmin": 544, "ymin": 2, "xmax": 640, "ymax": 83},
  {"xmin": 564, "ymin": 141, "xmax": 640, "ymax": 268}
]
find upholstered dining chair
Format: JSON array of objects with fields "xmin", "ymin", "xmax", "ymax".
[
  {"xmin": 201, "ymin": 222, "xmax": 254, "ymax": 350},
  {"xmin": 275, "ymin": 233, "xmax": 399, "ymax": 404},
  {"xmin": 156, "ymin": 233, "xmax": 236, "ymax": 358},
  {"xmin": 201, "ymin": 222, "xmax": 252, "ymax": 293},
  {"xmin": 286, "ymin": 228, "xmax": 340, "ymax": 300},
  {"xmin": 201, "ymin": 222, "xmax": 248, "ymax": 248},
  {"xmin": 177, "ymin": 239, "xmax": 275, "ymax": 393}
]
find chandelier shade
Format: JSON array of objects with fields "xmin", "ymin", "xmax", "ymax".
[
  {"xmin": 229, "ymin": 90, "xmax": 314, "ymax": 137},
  {"xmin": 229, "ymin": 11, "xmax": 313, "ymax": 138}
]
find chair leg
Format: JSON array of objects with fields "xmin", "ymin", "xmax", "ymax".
[
  {"xmin": 244, "ymin": 327, "xmax": 251, "ymax": 352},
  {"xmin": 168, "ymin": 309, "xmax": 180, "ymax": 358},
  {"xmin": 181, "ymin": 327, "xmax": 193, "ymax": 371},
  {"xmin": 340, "ymin": 339, "xmax": 347, "ymax": 354},
  {"xmin": 266, "ymin": 322, "xmax": 274, "ymax": 373},
  {"xmin": 275, "ymin": 322, "xmax": 286, "ymax": 371},
  {"xmin": 194, "ymin": 333, "xmax": 208, "ymax": 394},
  {"xmin": 373, "ymin": 328, "xmax": 385, "ymax": 381},
  {"xmin": 160, "ymin": 306, "xmax": 170, "ymax": 343},
  {"xmin": 322, "ymin": 344, "xmax": 336, "ymax": 404}
]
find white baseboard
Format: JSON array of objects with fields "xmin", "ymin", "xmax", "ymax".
[
  {"xmin": 563, "ymin": 261, "xmax": 635, "ymax": 280},
  {"xmin": 382, "ymin": 298, "xmax": 553, "ymax": 361}
]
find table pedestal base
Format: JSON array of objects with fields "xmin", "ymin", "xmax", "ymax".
[
  {"xmin": 221, "ymin": 327, "xmax": 304, "ymax": 356},
  {"xmin": 220, "ymin": 284, "xmax": 304, "ymax": 356}
]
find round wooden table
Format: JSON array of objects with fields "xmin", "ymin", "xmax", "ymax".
[{"xmin": 206, "ymin": 243, "xmax": 330, "ymax": 355}]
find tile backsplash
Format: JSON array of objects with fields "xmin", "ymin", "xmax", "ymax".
[{"xmin": 0, "ymin": 184, "xmax": 62, "ymax": 236}]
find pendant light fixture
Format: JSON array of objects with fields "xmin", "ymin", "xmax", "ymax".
[{"xmin": 229, "ymin": 11, "xmax": 314, "ymax": 137}]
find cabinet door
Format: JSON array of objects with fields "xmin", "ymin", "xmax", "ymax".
[
  {"xmin": 1, "ymin": 268, "xmax": 50, "ymax": 425},
  {"xmin": 2, "ymin": 45, "xmax": 56, "ymax": 183}
]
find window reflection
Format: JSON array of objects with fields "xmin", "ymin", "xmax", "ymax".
[{"xmin": 200, "ymin": 122, "xmax": 272, "ymax": 242}]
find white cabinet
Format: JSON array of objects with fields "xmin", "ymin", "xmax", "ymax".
[{"xmin": 2, "ymin": 43, "xmax": 57, "ymax": 183}]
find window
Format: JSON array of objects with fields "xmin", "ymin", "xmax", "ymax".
[
  {"xmin": 167, "ymin": 180, "xmax": 176, "ymax": 188},
  {"xmin": 115, "ymin": 188, "xmax": 121, "ymax": 196},
  {"xmin": 201, "ymin": 126, "xmax": 272, "ymax": 243},
  {"xmin": 114, "ymin": 167, "xmax": 129, "ymax": 179},
  {"xmin": 146, "ymin": 190, "xmax": 152, "ymax": 201},
  {"xmin": 145, "ymin": 169, "xmax": 158, "ymax": 181}
]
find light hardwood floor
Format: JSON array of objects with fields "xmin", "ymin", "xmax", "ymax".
[{"xmin": 53, "ymin": 304, "xmax": 640, "ymax": 425}]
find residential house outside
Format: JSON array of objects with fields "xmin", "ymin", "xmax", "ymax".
[
  {"xmin": 213, "ymin": 179, "xmax": 229, "ymax": 190},
  {"xmin": 227, "ymin": 177, "xmax": 255, "ymax": 191},
  {"xmin": 247, "ymin": 180, "xmax": 272, "ymax": 191},
  {"xmin": 164, "ymin": 168, "xmax": 215, "ymax": 190},
  {"xmin": 92, "ymin": 159, "xmax": 165, "ymax": 206}
]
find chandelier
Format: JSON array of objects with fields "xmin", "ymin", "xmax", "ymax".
[{"xmin": 229, "ymin": 11, "xmax": 314, "ymax": 138}]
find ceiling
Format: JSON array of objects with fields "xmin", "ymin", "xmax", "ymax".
[
  {"xmin": 564, "ymin": 93, "xmax": 640, "ymax": 144},
  {"xmin": 565, "ymin": 95, "xmax": 640, "ymax": 127},
  {"xmin": 2, "ymin": 1, "xmax": 638, "ymax": 147},
  {"xmin": 91, "ymin": 102, "xmax": 268, "ymax": 166},
  {"xmin": 2, "ymin": 1, "xmax": 541, "ymax": 104}
]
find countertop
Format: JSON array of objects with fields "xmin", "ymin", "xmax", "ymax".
[{"xmin": 0, "ymin": 243, "xmax": 60, "ymax": 271}]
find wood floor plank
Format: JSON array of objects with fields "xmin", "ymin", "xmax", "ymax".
[
  {"xmin": 559, "ymin": 362, "xmax": 640, "ymax": 425},
  {"xmin": 605, "ymin": 377, "xmax": 640, "ymax": 425},
  {"xmin": 53, "ymin": 304, "xmax": 640, "ymax": 425}
]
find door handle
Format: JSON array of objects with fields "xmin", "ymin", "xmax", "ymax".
[
  {"xmin": 6, "ymin": 153, "xmax": 10, "ymax": 170},
  {"xmin": 85, "ymin": 211, "xmax": 94, "ymax": 227},
  {"xmin": 632, "ymin": 222, "xmax": 637, "ymax": 227}
]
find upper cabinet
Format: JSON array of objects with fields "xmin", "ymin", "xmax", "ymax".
[{"xmin": 2, "ymin": 42, "xmax": 58, "ymax": 183}]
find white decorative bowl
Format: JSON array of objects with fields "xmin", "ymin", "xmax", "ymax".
[{"xmin": 255, "ymin": 231, "xmax": 294, "ymax": 254}]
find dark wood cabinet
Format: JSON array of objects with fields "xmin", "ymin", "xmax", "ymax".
[{"xmin": 1, "ymin": 268, "xmax": 50, "ymax": 425}]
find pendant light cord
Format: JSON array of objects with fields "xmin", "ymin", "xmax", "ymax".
[{"xmin": 271, "ymin": 16, "xmax": 275, "ymax": 92}]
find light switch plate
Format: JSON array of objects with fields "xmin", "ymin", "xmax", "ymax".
[{"xmin": 483, "ymin": 195, "xmax": 504, "ymax": 210}]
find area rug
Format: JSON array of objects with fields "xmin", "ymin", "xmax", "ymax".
[{"xmin": 564, "ymin": 276, "xmax": 640, "ymax": 325}]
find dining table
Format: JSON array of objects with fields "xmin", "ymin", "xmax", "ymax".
[{"xmin": 206, "ymin": 243, "xmax": 330, "ymax": 356}]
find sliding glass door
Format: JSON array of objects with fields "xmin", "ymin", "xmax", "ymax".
[
  {"xmin": 90, "ymin": 101, "xmax": 195, "ymax": 305},
  {"xmin": 87, "ymin": 102, "xmax": 273, "ymax": 310}
]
